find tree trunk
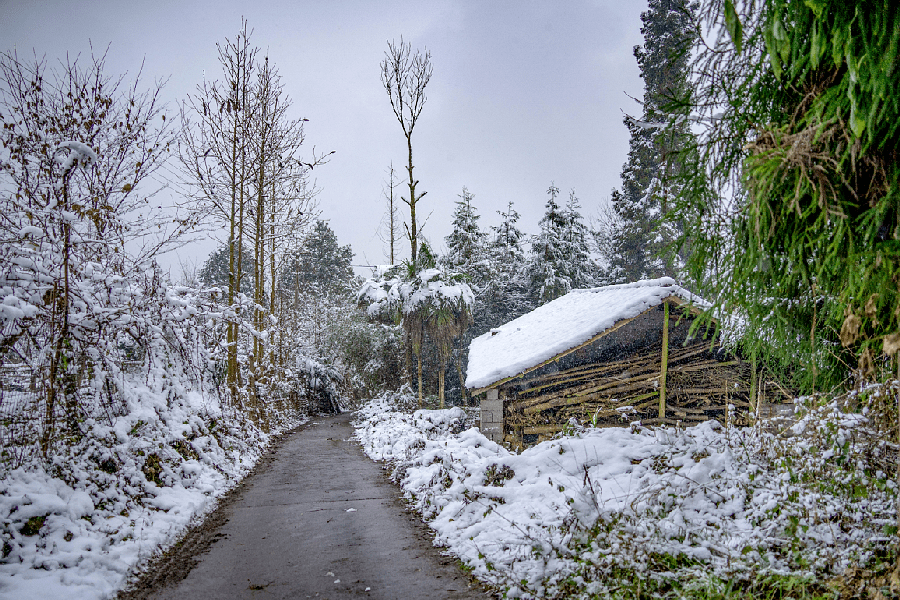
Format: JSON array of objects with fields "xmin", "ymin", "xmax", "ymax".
[
  {"xmin": 406, "ymin": 134, "xmax": 417, "ymax": 267},
  {"xmin": 417, "ymin": 348, "xmax": 423, "ymax": 407},
  {"xmin": 659, "ymin": 301, "xmax": 669, "ymax": 419},
  {"xmin": 455, "ymin": 353, "xmax": 467, "ymax": 406}
]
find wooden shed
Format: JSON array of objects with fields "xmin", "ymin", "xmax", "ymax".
[{"xmin": 465, "ymin": 278, "xmax": 791, "ymax": 447}]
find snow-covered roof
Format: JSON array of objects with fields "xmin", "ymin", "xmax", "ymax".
[{"xmin": 465, "ymin": 277, "xmax": 708, "ymax": 391}]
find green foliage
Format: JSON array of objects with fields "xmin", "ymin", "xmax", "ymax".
[
  {"xmin": 482, "ymin": 463, "xmax": 515, "ymax": 487},
  {"xmin": 20, "ymin": 515, "xmax": 47, "ymax": 537},
  {"xmin": 280, "ymin": 219, "xmax": 354, "ymax": 296},
  {"xmin": 198, "ymin": 244, "xmax": 256, "ymax": 294},
  {"xmin": 529, "ymin": 184, "xmax": 595, "ymax": 303},
  {"xmin": 675, "ymin": 0, "xmax": 900, "ymax": 391}
]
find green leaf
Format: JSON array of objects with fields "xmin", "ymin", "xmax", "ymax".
[
  {"xmin": 810, "ymin": 20, "xmax": 823, "ymax": 69},
  {"xmin": 765, "ymin": 28, "xmax": 783, "ymax": 80},
  {"xmin": 849, "ymin": 91, "xmax": 866, "ymax": 138},
  {"xmin": 724, "ymin": 0, "xmax": 743, "ymax": 54},
  {"xmin": 803, "ymin": 0, "xmax": 826, "ymax": 18}
]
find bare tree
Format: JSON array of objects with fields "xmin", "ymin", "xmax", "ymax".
[
  {"xmin": 248, "ymin": 55, "xmax": 325, "ymax": 386},
  {"xmin": 180, "ymin": 22, "xmax": 327, "ymax": 407},
  {"xmin": 179, "ymin": 20, "xmax": 257, "ymax": 398},
  {"xmin": 380, "ymin": 38, "xmax": 432, "ymax": 269},
  {"xmin": 377, "ymin": 162, "xmax": 401, "ymax": 265}
]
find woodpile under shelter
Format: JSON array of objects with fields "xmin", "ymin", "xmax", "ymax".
[{"xmin": 465, "ymin": 278, "xmax": 791, "ymax": 447}]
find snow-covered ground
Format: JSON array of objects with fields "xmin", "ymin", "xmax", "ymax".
[
  {"xmin": 355, "ymin": 390, "xmax": 897, "ymax": 598},
  {"xmin": 0, "ymin": 378, "xmax": 305, "ymax": 600}
]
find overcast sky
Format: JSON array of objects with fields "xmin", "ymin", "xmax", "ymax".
[{"xmin": 1, "ymin": 0, "xmax": 648, "ymax": 276}]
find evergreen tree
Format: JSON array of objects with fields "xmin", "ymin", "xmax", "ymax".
[
  {"xmin": 280, "ymin": 220, "xmax": 354, "ymax": 296},
  {"xmin": 529, "ymin": 184, "xmax": 573, "ymax": 304},
  {"xmin": 443, "ymin": 186, "xmax": 488, "ymax": 278},
  {"xmin": 561, "ymin": 190, "xmax": 596, "ymax": 290},
  {"xmin": 441, "ymin": 188, "xmax": 489, "ymax": 405},
  {"xmin": 199, "ymin": 244, "xmax": 256, "ymax": 295},
  {"xmin": 604, "ymin": 0, "xmax": 697, "ymax": 283},
  {"xmin": 492, "ymin": 201, "xmax": 526, "ymax": 261},
  {"xmin": 480, "ymin": 200, "xmax": 533, "ymax": 330}
]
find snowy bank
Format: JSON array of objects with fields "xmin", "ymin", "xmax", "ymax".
[
  {"xmin": 355, "ymin": 391, "xmax": 896, "ymax": 598},
  {"xmin": 0, "ymin": 377, "xmax": 306, "ymax": 600}
]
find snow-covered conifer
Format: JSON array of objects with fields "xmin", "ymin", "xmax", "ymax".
[
  {"xmin": 528, "ymin": 186, "xmax": 596, "ymax": 305},
  {"xmin": 561, "ymin": 190, "xmax": 596, "ymax": 290},
  {"xmin": 442, "ymin": 187, "xmax": 488, "ymax": 284},
  {"xmin": 603, "ymin": 0, "xmax": 696, "ymax": 283}
]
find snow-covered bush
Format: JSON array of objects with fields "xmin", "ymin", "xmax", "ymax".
[
  {"xmin": 0, "ymin": 49, "xmax": 196, "ymax": 457},
  {"xmin": 0, "ymin": 367, "xmax": 303, "ymax": 599},
  {"xmin": 355, "ymin": 389, "xmax": 899, "ymax": 599},
  {"xmin": 358, "ymin": 260, "xmax": 474, "ymax": 405}
]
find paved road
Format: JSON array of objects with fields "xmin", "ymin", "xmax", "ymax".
[{"xmin": 148, "ymin": 412, "xmax": 490, "ymax": 600}]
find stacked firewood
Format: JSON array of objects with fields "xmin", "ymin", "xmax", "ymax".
[{"xmin": 503, "ymin": 340, "xmax": 789, "ymax": 441}]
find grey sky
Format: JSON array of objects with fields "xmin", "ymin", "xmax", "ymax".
[{"xmin": 1, "ymin": 0, "xmax": 648, "ymax": 274}]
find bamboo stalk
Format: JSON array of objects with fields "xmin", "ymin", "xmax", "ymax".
[
  {"xmin": 670, "ymin": 360, "xmax": 741, "ymax": 373},
  {"xmin": 666, "ymin": 402, "xmax": 750, "ymax": 413},
  {"xmin": 750, "ymin": 350, "xmax": 757, "ymax": 420},
  {"xmin": 524, "ymin": 424, "xmax": 567, "ymax": 435},
  {"xmin": 516, "ymin": 341, "xmax": 710, "ymax": 399},
  {"xmin": 520, "ymin": 374, "xmax": 662, "ymax": 414},
  {"xmin": 659, "ymin": 301, "xmax": 669, "ymax": 419},
  {"xmin": 518, "ymin": 352, "xmax": 662, "ymax": 394},
  {"xmin": 671, "ymin": 387, "xmax": 750, "ymax": 395},
  {"xmin": 639, "ymin": 417, "xmax": 681, "ymax": 426},
  {"xmin": 521, "ymin": 380, "xmax": 664, "ymax": 415}
]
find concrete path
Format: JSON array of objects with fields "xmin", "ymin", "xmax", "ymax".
[{"xmin": 147, "ymin": 412, "xmax": 491, "ymax": 600}]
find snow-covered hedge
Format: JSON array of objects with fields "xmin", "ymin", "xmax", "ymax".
[
  {"xmin": 355, "ymin": 390, "xmax": 897, "ymax": 598},
  {"xmin": 0, "ymin": 371, "xmax": 304, "ymax": 599}
]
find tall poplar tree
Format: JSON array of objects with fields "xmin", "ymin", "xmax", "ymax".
[{"xmin": 380, "ymin": 38, "xmax": 432, "ymax": 269}]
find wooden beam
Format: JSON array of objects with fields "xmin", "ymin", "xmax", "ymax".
[{"xmin": 523, "ymin": 424, "xmax": 567, "ymax": 435}]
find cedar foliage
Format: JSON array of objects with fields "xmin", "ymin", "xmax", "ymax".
[
  {"xmin": 603, "ymin": 0, "xmax": 697, "ymax": 283},
  {"xmin": 675, "ymin": 0, "xmax": 900, "ymax": 391}
]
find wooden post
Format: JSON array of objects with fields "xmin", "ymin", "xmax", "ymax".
[
  {"xmin": 659, "ymin": 302, "xmax": 669, "ymax": 420},
  {"xmin": 750, "ymin": 350, "xmax": 757, "ymax": 422}
]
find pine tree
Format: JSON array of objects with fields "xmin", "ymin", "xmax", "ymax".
[
  {"xmin": 281, "ymin": 219, "xmax": 354, "ymax": 297},
  {"xmin": 604, "ymin": 0, "xmax": 696, "ymax": 283},
  {"xmin": 561, "ymin": 190, "xmax": 596, "ymax": 290},
  {"xmin": 483, "ymin": 200, "xmax": 532, "ymax": 329},
  {"xmin": 199, "ymin": 244, "xmax": 256, "ymax": 295},
  {"xmin": 443, "ymin": 187, "xmax": 487, "ymax": 278},
  {"xmin": 529, "ymin": 184, "xmax": 573, "ymax": 304}
]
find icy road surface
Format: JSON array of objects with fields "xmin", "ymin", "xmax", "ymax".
[{"xmin": 130, "ymin": 412, "xmax": 489, "ymax": 599}]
